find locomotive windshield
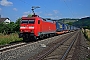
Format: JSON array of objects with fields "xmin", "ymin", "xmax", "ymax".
[
  {"xmin": 21, "ymin": 20, "xmax": 35, "ymax": 24},
  {"xmin": 29, "ymin": 20, "xmax": 35, "ymax": 24},
  {"xmin": 21, "ymin": 20, "xmax": 28, "ymax": 24}
]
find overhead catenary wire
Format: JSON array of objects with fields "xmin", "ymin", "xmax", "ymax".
[
  {"xmin": 19, "ymin": 0, "xmax": 69, "ymax": 19},
  {"xmin": 63, "ymin": 0, "xmax": 75, "ymax": 18},
  {"xmin": 19, "ymin": 0, "xmax": 32, "ymax": 6},
  {"xmin": 18, "ymin": 0, "xmax": 33, "ymax": 14},
  {"xmin": 18, "ymin": 0, "xmax": 52, "ymax": 18},
  {"xmin": 18, "ymin": 0, "xmax": 38, "ymax": 14}
]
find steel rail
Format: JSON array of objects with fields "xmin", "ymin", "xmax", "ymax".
[
  {"xmin": 0, "ymin": 43, "xmax": 26, "ymax": 52},
  {"xmin": 33, "ymin": 32, "xmax": 77, "ymax": 60},
  {"xmin": 60, "ymin": 31, "xmax": 80, "ymax": 60}
]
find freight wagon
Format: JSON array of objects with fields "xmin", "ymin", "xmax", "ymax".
[{"xmin": 55, "ymin": 21, "xmax": 70, "ymax": 34}]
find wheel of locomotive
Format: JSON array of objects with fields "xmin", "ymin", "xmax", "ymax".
[
  {"xmin": 33, "ymin": 36, "xmax": 37, "ymax": 41},
  {"xmin": 50, "ymin": 34, "xmax": 53, "ymax": 37},
  {"xmin": 22, "ymin": 34, "xmax": 30, "ymax": 42},
  {"xmin": 44, "ymin": 34, "xmax": 47, "ymax": 38},
  {"xmin": 39, "ymin": 35, "xmax": 44, "ymax": 40},
  {"xmin": 52, "ymin": 33, "xmax": 54, "ymax": 37},
  {"xmin": 23, "ymin": 37, "xmax": 30, "ymax": 42},
  {"xmin": 22, "ymin": 37, "xmax": 25, "ymax": 42},
  {"xmin": 46, "ymin": 34, "xmax": 49, "ymax": 38}
]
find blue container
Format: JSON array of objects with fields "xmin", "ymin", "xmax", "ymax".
[
  {"xmin": 70, "ymin": 26, "xmax": 74, "ymax": 31},
  {"xmin": 56, "ymin": 22, "xmax": 64, "ymax": 32},
  {"xmin": 65, "ymin": 24, "xmax": 69, "ymax": 30}
]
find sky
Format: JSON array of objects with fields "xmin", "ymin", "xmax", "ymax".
[{"xmin": 0, "ymin": 0, "xmax": 90, "ymax": 22}]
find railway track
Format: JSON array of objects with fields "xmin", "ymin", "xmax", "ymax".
[
  {"xmin": 0, "ymin": 35, "xmax": 63, "ymax": 53},
  {"xmin": 0, "ymin": 35, "xmax": 64, "ymax": 53},
  {"xmin": 0, "ymin": 42, "xmax": 27, "ymax": 52},
  {"xmin": 0, "ymin": 31, "xmax": 75, "ymax": 53},
  {"xmin": 28, "ymin": 30, "xmax": 79, "ymax": 60},
  {"xmin": 71, "ymin": 31, "xmax": 88, "ymax": 60},
  {"xmin": 1, "ymin": 31, "xmax": 83, "ymax": 60}
]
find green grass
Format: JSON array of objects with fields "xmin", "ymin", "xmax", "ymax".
[{"xmin": 0, "ymin": 33, "xmax": 22, "ymax": 45}]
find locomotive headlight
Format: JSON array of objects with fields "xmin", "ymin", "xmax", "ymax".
[
  {"xmin": 20, "ymin": 26, "xmax": 25, "ymax": 29},
  {"xmin": 29, "ymin": 26, "xmax": 34, "ymax": 29}
]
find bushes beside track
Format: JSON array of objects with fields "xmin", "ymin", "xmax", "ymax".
[
  {"xmin": 0, "ymin": 33, "xmax": 22, "ymax": 45},
  {"xmin": 82, "ymin": 29, "xmax": 90, "ymax": 60},
  {"xmin": 83, "ymin": 29, "xmax": 90, "ymax": 41}
]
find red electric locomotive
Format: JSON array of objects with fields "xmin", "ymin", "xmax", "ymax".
[{"xmin": 19, "ymin": 15, "xmax": 56, "ymax": 41}]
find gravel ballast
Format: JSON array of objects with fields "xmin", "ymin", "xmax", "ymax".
[{"xmin": 0, "ymin": 33, "xmax": 71, "ymax": 60}]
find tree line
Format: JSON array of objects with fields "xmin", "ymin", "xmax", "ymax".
[
  {"xmin": 0, "ymin": 18, "xmax": 21, "ymax": 34},
  {"xmin": 73, "ymin": 17, "xmax": 90, "ymax": 29},
  {"xmin": 0, "ymin": 14, "xmax": 32, "ymax": 34}
]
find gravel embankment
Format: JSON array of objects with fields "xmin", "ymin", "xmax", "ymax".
[
  {"xmin": 0, "ymin": 33, "xmax": 72, "ymax": 60},
  {"xmin": 71, "ymin": 32, "xmax": 88, "ymax": 60}
]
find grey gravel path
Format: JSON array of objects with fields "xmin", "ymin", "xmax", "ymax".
[{"xmin": 0, "ymin": 33, "xmax": 72, "ymax": 60}]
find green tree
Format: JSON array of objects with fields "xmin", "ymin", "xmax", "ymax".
[
  {"xmin": 15, "ymin": 18, "xmax": 21, "ymax": 32},
  {"xmin": 73, "ymin": 17, "xmax": 90, "ymax": 28},
  {"xmin": 27, "ymin": 14, "xmax": 32, "ymax": 17},
  {"xmin": 15, "ymin": 18, "xmax": 21, "ymax": 24},
  {"xmin": 67, "ymin": 22, "xmax": 73, "ymax": 25},
  {"xmin": 0, "ymin": 23, "xmax": 10, "ymax": 34},
  {"xmin": 7, "ymin": 22, "xmax": 16, "ymax": 32}
]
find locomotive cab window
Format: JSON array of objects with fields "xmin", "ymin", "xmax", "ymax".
[
  {"xmin": 21, "ymin": 20, "xmax": 35, "ymax": 24},
  {"xmin": 21, "ymin": 20, "xmax": 28, "ymax": 24},
  {"xmin": 38, "ymin": 20, "xmax": 40, "ymax": 24},
  {"xmin": 29, "ymin": 20, "xmax": 35, "ymax": 24}
]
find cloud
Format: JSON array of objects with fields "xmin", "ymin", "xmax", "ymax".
[
  {"xmin": 13, "ymin": 8, "xmax": 18, "ymax": 11},
  {"xmin": 24, "ymin": 11, "xmax": 30, "ymax": 15},
  {"xmin": 53, "ymin": 10, "xmax": 59, "ymax": 14},
  {"xmin": 45, "ymin": 10, "xmax": 59, "ymax": 16},
  {"xmin": 0, "ymin": 0, "xmax": 13, "ymax": 6},
  {"xmin": 45, "ymin": 13, "xmax": 53, "ymax": 16},
  {"xmin": 84, "ymin": 16, "xmax": 90, "ymax": 17},
  {"xmin": 78, "ymin": 16, "xmax": 90, "ymax": 19},
  {"xmin": 23, "ymin": 11, "xmax": 42, "ymax": 17},
  {"xmin": 44, "ymin": 13, "xmax": 61, "ymax": 19},
  {"xmin": 23, "ymin": 11, "xmax": 31, "ymax": 17}
]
